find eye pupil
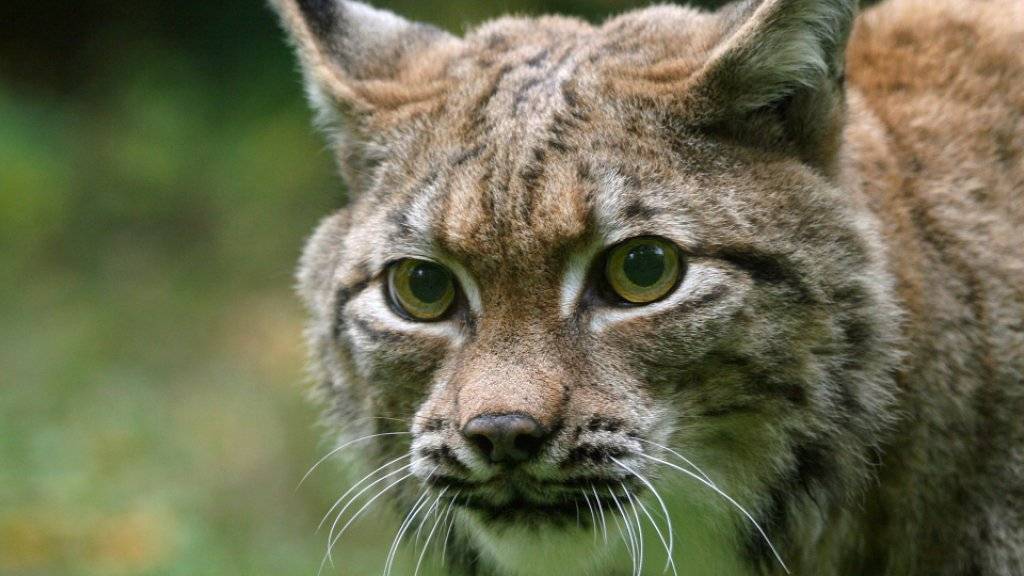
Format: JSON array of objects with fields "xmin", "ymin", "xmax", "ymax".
[
  {"xmin": 389, "ymin": 259, "xmax": 457, "ymax": 321},
  {"xmin": 622, "ymin": 244, "xmax": 666, "ymax": 288},
  {"xmin": 604, "ymin": 237, "xmax": 682, "ymax": 305},
  {"xmin": 408, "ymin": 263, "xmax": 450, "ymax": 304}
]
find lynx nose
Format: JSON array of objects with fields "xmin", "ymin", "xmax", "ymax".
[{"xmin": 462, "ymin": 413, "xmax": 547, "ymax": 464}]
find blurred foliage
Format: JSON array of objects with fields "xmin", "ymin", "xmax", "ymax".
[{"xmin": 0, "ymin": 1, "xmax": 729, "ymax": 574}]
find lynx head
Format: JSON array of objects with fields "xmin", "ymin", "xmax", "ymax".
[{"xmin": 275, "ymin": 0, "xmax": 903, "ymax": 573}]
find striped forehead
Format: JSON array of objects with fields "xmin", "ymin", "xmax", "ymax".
[
  {"xmin": 406, "ymin": 147, "xmax": 596, "ymax": 275},
  {"xmin": 389, "ymin": 40, "xmax": 600, "ymax": 271},
  {"xmin": 355, "ymin": 23, "xmax": 717, "ymax": 288}
]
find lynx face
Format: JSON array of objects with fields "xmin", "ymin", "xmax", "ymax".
[{"xmin": 276, "ymin": 0, "xmax": 905, "ymax": 573}]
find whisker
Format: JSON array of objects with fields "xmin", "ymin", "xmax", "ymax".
[
  {"xmin": 635, "ymin": 495, "xmax": 677, "ymax": 576},
  {"xmin": 610, "ymin": 505, "xmax": 634, "ymax": 574},
  {"xmin": 298, "ymin": 431, "xmax": 412, "ymax": 489},
  {"xmin": 581, "ymin": 489, "xmax": 598, "ymax": 543},
  {"xmin": 611, "ymin": 457, "xmax": 677, "ymax": 576},
  {"xmin": 383, "ymin": 490, "xmax": 431, "ymax": 576},
  {"xmin": 625, "ymin": 486, "xmax": 645, "ymax": 576},
  {"xmin": 592, "ymin": 484, "xmax": 609, "ymax": 545},
  {"xmin": 318, "ymin": 453, "xmax": 409, "ymax": 532},
  {"xmin": 414, "ymin": 487, "xmax": 451, "ymax": 576},
  {"xmin": 640, "ymin": 452, "xmax": 791, "ymax": 574},
  {"xmin": 320, "ymin": 469, "xmax": 417, "ymax": 572},
  {"xmin": 323, "ymin": 460, "xmax": 416, "ymax": 563},
  {"xmin": 609, "ymin": 487, "xmax": 638, "ymax": 575},
  {"xmin": 636, "ymin": 438, "xmax": 715, "ymax": 485},
  {"xmin": 440, "ymin": 492, "xmax": 462, "ymax": 565},
  {"xmin": 383, "ymin": 471, "xmax": 440, "ymax": 576},
  {"xmin": 366, "ymin": 415, "xmax": 434, "ymax": 424},
  {"xmin": 414, "ymin": 490, "xmax": 443, "ymax": 547}
]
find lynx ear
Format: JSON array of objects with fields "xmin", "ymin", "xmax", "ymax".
[
  {"xmin": 695, "ymin": 0, "xmax": 854, "ymax": 112},
  {"xmin": 690, "ymin": 0, "xmax": 856, "ymax": 172},
  {"xmin": 271, "ymin": 0, "xmax": 458, "ymax": 188}
]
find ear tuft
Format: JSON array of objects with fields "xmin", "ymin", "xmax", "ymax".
[
  {"xmin": 271, "ymin": 0, "xmax": 458, "ymax": 191},
  {"xmin": 272, "ymin": 0, "xmax": 455, "ymax": 106}
]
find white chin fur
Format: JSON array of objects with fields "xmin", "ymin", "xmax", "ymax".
[
  {"xmin": 458, "ymin": 486, "xmax": 760, "ymax": 576},
  {"xmin": 465, "ymin": 513, "xmax": 625, "ymax": 576}
]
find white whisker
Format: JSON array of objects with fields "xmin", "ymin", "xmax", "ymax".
[
  {"xmin": 383, "ymin": 472, "xmax": 440, "ymax": 576},
  {"xmin": 298, "ymin": 431, "xmax": 412, "ymax": 490},
  {"xmin": 383, "ymin": 489, "xmax": 432, "ymax": 576},
  {"xmin": 581, "ymin": 489, "xmax": 598, "ymax": 543},
  {"xmin": 440, "ymin": 493, "xmax": 462, "ymax": 565},
  {"xmin": 414, "ymin": 490, "xmax": 443, "ymax": 547},
  {"xmin": 414, "ymin": 487, "xmax": 450, "ymax": 576},
  {"xmin": 636, "ymin": 438, "xmax": 715, "ymax": 485},
  {"xmin": 609, "ymin": 487, "xmax": 638, "ymax": 575},
  {"xmin": 611, "ymin": 457, "xmax": 677, "ymax": 576},
  {"xmin": 318, "ymin": 453, "xmax": 409, "ymax": 532},
  {"xmin": 640, "ymin": 452, "xmax": 790, "ymax": 574},
  {"xmin": 319, "ymin": 469, "xmax": 416, "ymax": 573},
  {"xmin": 323, "ymin": 460, "xmax": 416, "ymax": 563},
  {"xmin": 625, "ymin": 486, "xmax": 645, "ymax": 576},
  {"xmin": 592, "ymin": 484, "xmax": 609, "ymax": 545},
  {"xmin": 635, "ymin": 494, "xmax": 678, "ymax": 576}
]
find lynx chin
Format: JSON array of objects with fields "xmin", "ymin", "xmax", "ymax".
[{"xmin": 272, "ymin": 0, "xmax": 1024, "ymax": 573}]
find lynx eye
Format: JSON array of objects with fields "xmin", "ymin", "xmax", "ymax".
[
  {"xmin": 605, "ymin": 237, "xmax": 682, "ymax": 304},
  {"xmin": 387, "ymin": 259, "xmax": 456, "ymax": 321}
]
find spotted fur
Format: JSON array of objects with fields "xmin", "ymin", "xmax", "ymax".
[{"xmin": 273, "ymin": 0, "xmax": 1024, "ymax": 574}]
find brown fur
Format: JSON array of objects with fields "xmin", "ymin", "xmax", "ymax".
[
  {"xmin": 843, "ymin": 2, "xmax": 1024, "ymax": 573},
  {"xmin": 273, "ymin": 0, "xmax": 1024, "ymax": 574}
]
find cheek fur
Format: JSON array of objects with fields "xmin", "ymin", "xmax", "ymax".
[
  {"xmin": 593, "ymin": 264, "xmax": 748, "ymax": 375},
  {"xmin": 338, "ymin": 287, "xmax": 461, "ymax": 420}
]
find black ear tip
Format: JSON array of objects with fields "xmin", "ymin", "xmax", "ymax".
[{"xmin": 297, "ymin": 0, "xmax": 341, "ymax": 38}]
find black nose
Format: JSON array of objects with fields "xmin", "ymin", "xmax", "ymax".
[{"xmin": 462, "ymin": 413, "xmax": 547, "ymax": 464}]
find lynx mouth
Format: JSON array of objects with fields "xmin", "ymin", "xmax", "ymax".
[
  {"xmin": 431, "ymin": 476, "xmax": 641, "ymax": 526},
  {"xmin": 460, "ymin": 493, "xmax": 633, "ymax": 526}
]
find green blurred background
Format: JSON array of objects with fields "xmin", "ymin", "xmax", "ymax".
[{"xmin": 0, "ymin": 1, "xmax": 730, "ymax": 574}]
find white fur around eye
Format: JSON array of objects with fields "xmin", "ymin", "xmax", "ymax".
[
  {"xmin": 444, "ymin": 260, "xmax": 483, "ymax": 315},
  {"xmin": 588, "ymin": 262, "xmax": 726, "ymax": 333},
  {"xmin": 349, "ymin": 282, "xmax": 465, "ymax": 343},
  {"xmin": 372, "ymin": 248, "xmax": 483, "ymax": 317},
  {"xmin": 559, "ymin": 239, "xmax": 604, "ymax": 319}
]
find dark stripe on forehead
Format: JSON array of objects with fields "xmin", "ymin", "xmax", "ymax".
[
  {"xmin": 451, "ymin": 145, "xmax": 486, "ymax": 168},
  {"xmin": 513, "ymin": 77, "xmax": 544, "ymax": 111},
  {"xmin": 524, "ymin": 48, "xmax": 551, "ymax": 68},
  {"xmin": 386, "ymin": 204, "xmax": 415, "ymax": 239},
  {"xmin": 465, "ymin": 63, "xmax": 514, "ymax": 138},
  {"xmin": 621, "ymin": 198, "xmax": 662, "ymax": 221},
  {"xmin": 545, "ymin": 100, "xmax": 587, "ymax": 154},
  {"xmin": 430, "ymin": 45, "xmax": 594, "ymax": 256},
  {"xmin": 385, "ymin": 167, "xmax": 444, "ymax": 241},
  {"xmin": 513, "ymin": 45, "xmax": 577, "ymax": 112},
  {"xmin": 517, "ymin": 146, "xmax": 548, "ymax": 222}
]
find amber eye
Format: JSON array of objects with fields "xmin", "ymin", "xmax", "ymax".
[
  {"xmin": 387, "ymin": 259, "xmax": 457, "ymax": 321},
  {"xmin": 604, "ymin": 237, "xmax": 683, "ymax": 304}
]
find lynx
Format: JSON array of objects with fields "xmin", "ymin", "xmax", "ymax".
[{"xmin": 272, "ymin": 0, "xmax": 1024, "ymax": 573}]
